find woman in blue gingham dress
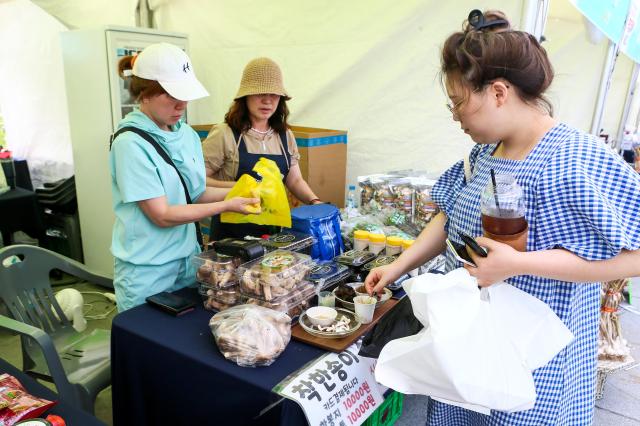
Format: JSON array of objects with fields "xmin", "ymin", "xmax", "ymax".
[{"xmin": 365, "ymin": 9, "xmax": 640, "ymax": 426}]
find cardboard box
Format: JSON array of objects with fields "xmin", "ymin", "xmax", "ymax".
[
  {"xmin": 193, "ymin": 124, "xmax": 348, "ymax": 208},
  {"xmin": 290, "ymin": 126, "xmax": 347, "ymax": 207}
]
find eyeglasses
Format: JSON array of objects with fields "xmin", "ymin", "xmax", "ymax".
[
  {"xmin": 445, "ymin": 98, "xmax": 465, "ymax": 115},
  {"xmin": 445, "ymin": 81, "xmax": 510, "ymax": 116}
]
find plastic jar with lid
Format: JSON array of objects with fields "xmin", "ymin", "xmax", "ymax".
[
  {"xmin": 368, "ymin": 233, "xmax": 386, "ymax": 255},
  {"xmin": 402, "ymin": 240, "xmax": 419, "ymax": 276},
  {"xmin": 385, "ymin": 236, "xmax": 404, "ymax": 256},
  {"xmin": 353, "ymin": 230, "xmax": 370, "ymax": 251},
  {"xmin": 401, "ymin": 239, "xmax": 415, "ymax": 252}
]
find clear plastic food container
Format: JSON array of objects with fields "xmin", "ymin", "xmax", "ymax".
[
  {"xmin": 241, "ymin": 281, "xmax": 316, "ymax": 319},
  {"xmin": 334, "ymin": 250, "xmax": 377, "ymax": 268},
  {"xmin": 237, "ymin": 250, "xmax": 315, "ymax": 301},
  {"xmin": 261, "ymin": 231, "xmax": 315, "ymax": 254},
  {"xmin": 362, "ymin": 254, "xmax": 399, "ymax": 272},
  {"xmin": 193, "ymin": 250, "xmax": 240, "ymax": 289},
  {"xmin": 198, "ymin": 283, "xmax": 241, "ymax": 311},
  {"xmin": 308, "ymin": 261, "xmax": 351, "ymax": 290}
]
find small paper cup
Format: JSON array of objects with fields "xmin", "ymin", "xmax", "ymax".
[{"xmin": 353, "ymin": 295, "xmax": 376, "ymax": 324}]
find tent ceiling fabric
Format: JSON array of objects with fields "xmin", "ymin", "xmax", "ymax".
[
  {"xmin": 32, "ymin": 0, "xmax": 137, "ymax": 28},
  {"xmin": 151, "ymin": 0, "xmax": 525, "ymax": 184},
  {"xmin": 0, "ymin": 0, "xmax": 75, "ymax": 186},
  {"xmin": 1, "ymin": 0, "xmax": 631, "ymax": 188}
]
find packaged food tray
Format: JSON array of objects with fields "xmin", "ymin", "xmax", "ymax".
[
  {"xmin": 237, "ymin": 250, "xmax": 315, "ymax": 301},
  {"xmin": 193, "ymin": 250, "xmax": 240, "ymax": 289}
]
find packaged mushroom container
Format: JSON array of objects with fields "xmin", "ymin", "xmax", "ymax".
[
  {"xmin": 198, "ymin": 283, "xmax": 241, "ymax": 312},
  {"xmin": 237, "ymin": 250, "xmax": 315, "ymax": 301},
  {"xmin": 241, "ymin": 280, "xmax": 317, "ymax": 319},
  {"xmin": 193, "ymin": 250, "xmax": 241, "ymax": 289}
]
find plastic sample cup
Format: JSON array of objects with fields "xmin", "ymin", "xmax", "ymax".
[
  {"xmin": 318, "ymin": 291, "xmax": 336, "ymax": 308},
  {"xmin": 353, "ymin": 295, "xmax": 376, "ymax": 324}
]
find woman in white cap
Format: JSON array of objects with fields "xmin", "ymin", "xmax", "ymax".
[
  {"xmin": 202, "ymin": 57, "xmax": 321, "ymax": 240},
  {"xmin": 110, "ymin": 43, "xmax": 257, "ymax": 311}
]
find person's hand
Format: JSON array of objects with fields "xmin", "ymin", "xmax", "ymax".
[
  {"xmin": 225, "ymin": 197, "xmax": 261, "ymax": 214},
  {"xmin": 464, "ymin": 236, "xmax": 523, "ymax": 287},
  {"xmin": 364, "ymin": 263, "xmax": 402, "ymax": 296}
]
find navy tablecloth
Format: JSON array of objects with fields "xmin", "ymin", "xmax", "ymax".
[
  {"xmin": 111, "ymin": 287, "xmax": 325, "ymax": 426},
  {"xmin": 0, "ymin": 357, "xmax": 106, "ymax": 426}
]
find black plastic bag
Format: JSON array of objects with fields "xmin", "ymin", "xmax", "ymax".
[{"xmin": 359, "ymin": 296, "xmax": 423, "ymax": 359}]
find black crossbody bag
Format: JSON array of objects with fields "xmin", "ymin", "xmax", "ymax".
[{"xmin": 110, "ymin": 127, "xmax": 204, "ymax": 248}]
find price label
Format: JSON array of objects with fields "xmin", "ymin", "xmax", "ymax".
[{"xmin": 275, "ymin": 344, "xmax": 384, "ymax": 426}]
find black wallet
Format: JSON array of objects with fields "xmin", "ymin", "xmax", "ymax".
[{"xmin": 146, "ymin": 291, "xmax": 196, "ymax": 316}]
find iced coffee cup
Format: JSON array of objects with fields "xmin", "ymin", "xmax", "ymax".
[{"xmin": 480, "ymin": 173, "xmax": 528, "ymax": 252}]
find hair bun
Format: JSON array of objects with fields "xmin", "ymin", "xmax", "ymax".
[{"xmin": 464, "ymin": 9, "xmax": 511, "ymax": 33}]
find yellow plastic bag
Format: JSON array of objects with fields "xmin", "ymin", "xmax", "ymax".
[{"xmin": 221, "ymin": 157, "xmax": 291, "ymax": 228}]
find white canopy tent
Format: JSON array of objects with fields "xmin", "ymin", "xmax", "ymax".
[
  {"xmin": 1, "ymin": 0, "xmax": 634, "ymax": 188},
  {"xmin": 1, "ymin": 0, "xmax": 638, "ymax": 274}
]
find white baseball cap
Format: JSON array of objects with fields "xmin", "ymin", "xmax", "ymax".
[{"xmin": 132, "ymin": 42, "xmax": 209, "ymax": 101}]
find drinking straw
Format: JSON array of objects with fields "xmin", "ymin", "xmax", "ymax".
[{"xmin": 490, "ymin": 169, "xmax": 501, "ymax": 215}]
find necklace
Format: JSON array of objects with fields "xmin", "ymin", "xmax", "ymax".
[
  {"xmin": 250, "ymin": 127, "xmax": 272, "ymax": 135},
  {"xmin": 249, "ymin": 127, "xmax": 273, "ymax": 152}
]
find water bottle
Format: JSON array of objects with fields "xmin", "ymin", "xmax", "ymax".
[{"xmin": 346, "ymin": 185, "xmax": 357, "ymax": 209}]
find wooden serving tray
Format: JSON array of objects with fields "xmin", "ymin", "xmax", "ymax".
[{"xmin": 291, "ymin": 298, "xmax": 398, "ymax": 352}]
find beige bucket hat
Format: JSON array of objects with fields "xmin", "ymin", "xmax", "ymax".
[{"xmin": 234, "ymin": 57, "xmax": 291, "ymax": 100}]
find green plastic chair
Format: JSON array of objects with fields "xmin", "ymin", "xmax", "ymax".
[{"xmin": 0, "ymin": 244, "xmax": 112, "ymax": 414}]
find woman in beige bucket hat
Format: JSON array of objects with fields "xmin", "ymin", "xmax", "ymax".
[{"xmin": 203, "ymin": 57, "xmax": 322, "ymax": 240}]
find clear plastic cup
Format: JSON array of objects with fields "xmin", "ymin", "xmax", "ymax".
[
  {"xmin": 318, "ymin": 291, "xmax": 336, "ymax": 308},
  {"xmin": 480, "ymin": 174, "xmax": 528, "ymax": 251}
]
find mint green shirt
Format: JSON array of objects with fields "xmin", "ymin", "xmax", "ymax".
[{"xmin": 109, "ymin": 110, "xmax": 205, "ymax": 265}]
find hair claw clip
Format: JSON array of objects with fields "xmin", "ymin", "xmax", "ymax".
[{"xmin": 468, "ymin": 9, "xmax": 508, "ymax": 31}]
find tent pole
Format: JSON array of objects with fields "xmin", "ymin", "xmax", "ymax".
[
  {"xmin": 521, "ymin": 0, "xmax": 550, "ymax": 41},
  {"xmin": 137, "ymin": 0, "xmax": 151, "ymax": 28},
  {"xmin": 590, "ymin": 41, "xmax": 619, "ymax": 137},
  {"xmin": 614, "ymin": 63, "xmax": 640, "ymax": 150}
]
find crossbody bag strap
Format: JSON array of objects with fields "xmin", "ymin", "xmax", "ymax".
[
  {"xmin": 110, "ymin": 126, "xmax": 203, "ymax": 248},
  {"xmin": 463, "ymin": 152, "xmax": 473, "ymax": 184}
]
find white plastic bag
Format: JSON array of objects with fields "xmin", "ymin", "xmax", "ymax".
[
  {"xmin": 375, "ymin": 268, "xmax": 573, "ymax": 414},
  {"xmin": 209, "ymin": 304, "xmax": 292, "ymax": 367}
]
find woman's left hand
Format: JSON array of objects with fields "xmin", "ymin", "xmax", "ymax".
[{"xmin": 464, "ymin": 236, "xmax": 523, "ymax": 287}]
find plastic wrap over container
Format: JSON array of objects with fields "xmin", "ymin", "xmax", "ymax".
[
  {"xmin": 193, "ymin": 250, "xmax": 240, "ymax": 289},
  {"xmin": 198, "ymin": 283, "xmax": 241, "ymax": 312},
  {"xmin": 241, "ymin": 280, "xmax": 316, "ymax": 319},
  {"xmin": 237, "ymin": 250, "xmax": 315, "ymax": 301}
]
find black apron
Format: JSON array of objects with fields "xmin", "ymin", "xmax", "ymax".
[{"xmin": 210, "ymin": 128, "xmax": 291, "ymax": 241}]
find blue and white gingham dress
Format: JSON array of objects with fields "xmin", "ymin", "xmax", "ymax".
[{"xmin": 428, "ymin": 123, "xmax": 640, "ymax": 425}]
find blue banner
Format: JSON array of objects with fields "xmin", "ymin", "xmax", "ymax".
[
  {"xmin": 621, "ymin": 2, "xmax": 640, "ymax": 63},
  {"xmin": 572, "ymin": 0, "xmax": 631, "ymax": 43}
]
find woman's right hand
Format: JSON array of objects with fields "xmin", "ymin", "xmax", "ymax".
[
  {"xmin": 365, "ymin": 263, "xmax": 403, "ymax": 296},
  {"xmin": 225, "ymin": 197, "xmax": 261, "ymax": 214}
]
